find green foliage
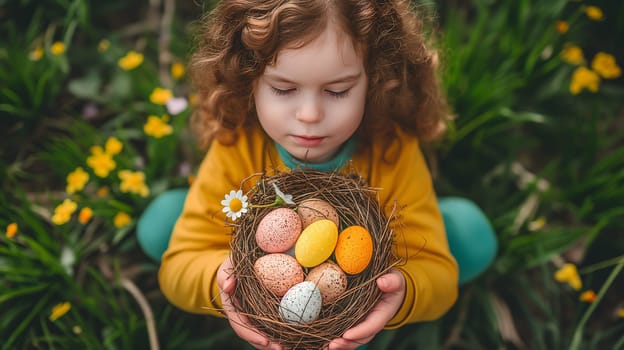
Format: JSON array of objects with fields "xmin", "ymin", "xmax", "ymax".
[{"xmin": 1, "ymin": 0, "xmax": 623, "ymax": 349}]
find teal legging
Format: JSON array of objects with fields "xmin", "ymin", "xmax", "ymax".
[{"xmin": 137, "ymin": 189, "xmax": 497, "ymax": 285}]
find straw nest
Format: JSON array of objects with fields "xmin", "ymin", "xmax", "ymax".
[{"xmin": 229, "ymin": 169, "xmax": 399, "ymax": 349}]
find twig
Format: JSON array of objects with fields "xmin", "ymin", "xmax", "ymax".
[
  {"xmin": 120, "ymin": 278, "xmax": 160, "ymax": 350},
  {"xmin": 159, "ymin": 0, "xmax": 175, "ymax": 88},
  {"xmin": 443, "ymin": 286, "xmax": 473, "ymax": 349},
  {"xmin": 97, "ymin": 257, "xmax": 160, "ymax": 350}
]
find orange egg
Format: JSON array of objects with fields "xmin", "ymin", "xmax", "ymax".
[{"xmin": 335, "ymin": 226, "xmax": 373, "ymax": 275}]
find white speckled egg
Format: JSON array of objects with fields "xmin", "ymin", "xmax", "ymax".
[
  {"xmin": 254, "ymin": 253, "xmax": 304, "ymax": 296},
  {"xmin": 279, "ymin": 281, "xmax": 322, "ymax": 324},
  {"xmin": 255, "ymin": 208, "xmax": 302, "ymax": 253},
  {"xmin": 298, "ymin": 198, "xmax": 339, "ymax": 228},
  {"xmin": 306, "ymin": 262, "xmax": 348, "ymax": 305}
]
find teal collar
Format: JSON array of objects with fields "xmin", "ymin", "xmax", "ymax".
[{"xmin": 275, "ymin": 138, "xmax": 357, "ymax": 172}]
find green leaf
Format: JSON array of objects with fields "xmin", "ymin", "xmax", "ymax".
[{"xmin": 68, "ymin": 71, "xmax": 102, "ymax": 100}]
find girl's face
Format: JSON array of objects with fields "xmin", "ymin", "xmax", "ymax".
[{"xmin": 254, "ymin": 23, "xmax": 367, "ymax": 163}]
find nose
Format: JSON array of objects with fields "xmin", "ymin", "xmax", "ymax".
[{"xmin": 295, "ymin": 94, "xmax": 323, "ymax": 123}]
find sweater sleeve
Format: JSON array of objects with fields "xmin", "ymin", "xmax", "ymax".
[
  {"xmin": 368, "ymin": 132, "xmax": 458, "ymax": 327},
  {"xmin": 158, "ymin": 136, "xmax": 255, "ymax": 316}
]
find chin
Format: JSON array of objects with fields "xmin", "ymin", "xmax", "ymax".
[{"xmin": 292, "ymin": 150, "xmax": 326, "ymax": 164}]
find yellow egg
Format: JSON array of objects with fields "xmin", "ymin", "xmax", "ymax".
[
  {"xmin": 295, "ymin": 219, "xmax": 338, "ymax": 267},
  {"xmin": 335, "ymin": 226, "xmax": 373, "ymax": 275}
]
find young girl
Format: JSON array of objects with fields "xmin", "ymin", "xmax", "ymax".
[{"xmin": 154, "ymin": 1, "xmax": 492, "ymax": 349}]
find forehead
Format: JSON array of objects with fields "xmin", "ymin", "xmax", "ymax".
[{"xmin": 266, "ymin": 23, "xmax": 363, "ymax": 79}]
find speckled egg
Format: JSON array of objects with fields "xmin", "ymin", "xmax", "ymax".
[
  {"xmin": 279, "ymin": 281, "xmax": 322, "ymax": 324},
  {"xmin": 294, "ymin": 219, "xmax": 338, "ymax": 267},
  {"xmin": 297, "ymin": 198, "xmax": 339, "ymax": 229},
  {"xmin": 335, "ymin": 225, "xmax": 373, "ymax": 275},
  {"xmin": 255, "ymin": 208, "xmax": 302, "ymax": 253},
  {"xmin": 254, "ymin": 253, "xmax": 304, "ymax": 296},
  {"xmin": 306, "ymin": 262, "xmax": 347, "ymax": 305}
]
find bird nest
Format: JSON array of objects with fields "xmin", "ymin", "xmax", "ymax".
[{"xmin": 229, "ymin": 169, "xmax": 399, "ymax": 349}]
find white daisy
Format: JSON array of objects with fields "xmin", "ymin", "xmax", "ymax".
[
  {"xmin": 221, "ymin": 190, "xmax": 249, "ymax": 221},
  {"xmin": 272, "ymin": 182, "xmax": 295, "ymax": 205}
]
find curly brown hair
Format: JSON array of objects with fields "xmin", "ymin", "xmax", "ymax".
[{"xmin": 189, "ymin": 0, "xmax": 449, "ymax": 148}]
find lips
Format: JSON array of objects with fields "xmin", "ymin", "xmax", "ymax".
[{"xmin": 292, "ymin": 135, "xmax": 325, "ymax": 147}]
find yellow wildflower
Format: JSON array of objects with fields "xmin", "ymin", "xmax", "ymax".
[
  {"xmin": 591, "ymin": 52, "xmax": 622, "ymax": 79},
  {"xmin": 87, "ymin": 146, "xmax": 116, "ymax": 178},
  {"xmin": 72, "ymin": 325, "xmax": 82, "ymax": 334},
  {"xmin": 52, "ymin": 199, "xmax": 78, "ymax": 225},
  {"xmin": 98, "ymin": 39, "xmax": 110, "ymax": 53},
  {"xmin": 554, "ymin": 263, "xmax": 582, "ymax": 290},
  {"xmin": 555, "ymin": 21, "xmax": 569, "ymax": 34},
  {"xmin": 29, "ymin": 46, "xmax": 44, "ymax": 61},
  {"xmin": 528, "ymin": 216, "xmax": 546, "ymax": 231},
  {"xmin": 78, "ymin": 207, "xmax": 93, "ymax": 224},
  {"xmin": 583, "ymin": 6, "xmax": 604, "ymax": 21},
  {"xmin": 561, "ymin": 45, "xmax": 584, "ymax": 65},
  {"xmin": 144, "ymin": 115, "xmax": 173, "ymax": 138},
  {"xmin": 96, "ymin": 187, "xmax": 110, "ymax": 198},
  {"xmin": 66, "ymin": 167, "xmax": 89, "ymax": 194},
  {"xmin": 118, "ymin": 170, "xmax": 150, "ymax": 197},
  {"xmin": 579, "ymin": 290, "xmax": 596, "ymax": 303},
  {"xmin": 51, "ymin": 41, "xmax": 65, "ymax": 55},
  {"xmin": 114, "ymin": 212, "xmax": 132, "ymax": 228},
  {"xmin": 118, "ymin": 51, "xmax": 144, "ymax": 71},
  {"xmin": 171, "ymin": 62, "xmax": 185, "ymax": 80},
  {"xmin": 570, "ymin": 66, "xmax": 600, "ymax": 94},
  {"xmin": 618, "ymin": 307, "xmax": 624, "ymax": 318},
  {"xmin": 6, "ymin": 222, "xmax": 18, "ymax": 239},
  {"xmin": 49, "ymin": 302, "xmax": 71, "ymax": 321},
  {"xmin": 105, "ymin": 136, "xmax": 123, "ymax": 155},
  {"xmin": 149, "ymin": 87, "xmax": 173, "ymax": 105}
]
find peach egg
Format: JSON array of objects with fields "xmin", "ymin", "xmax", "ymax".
[
  {"xmin": 254, "ymin": 253, "xmax": 304, "ymax": 296},
  {"xmin": 255, "ymin": 208, "xmax": 302, "ymax": 253},
  {"xmin": 335, "ymin": 225, "xmax": 373, "ymax": 275},
  {"xmin": 297, "ymin": 198, "xmax": 339, "ymax": 228},
  {"xmin": 306, "ymin": 261, "xmax": 347, "ymax": 305}
]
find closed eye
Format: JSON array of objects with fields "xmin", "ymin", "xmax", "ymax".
[
  {"xmin": 326, "ymin": 89, "xmax": 350, "ymax": 99},
  {"xmin": 271, "ymin": 87, "xmax": 295, "ymax": 96}
]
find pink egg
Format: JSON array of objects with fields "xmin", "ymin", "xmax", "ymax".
[
  {"xmin": 254, "ymin": 253, "xmax": 304, "ymax": 296},
  {"xmin": 256, "ymin": 208, "xmax": 302, "ymax": 252}
]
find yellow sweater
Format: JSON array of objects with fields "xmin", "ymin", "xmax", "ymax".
[{"xmin": 159, "ymin": 126, "xmax": 458, "ymax": 328}]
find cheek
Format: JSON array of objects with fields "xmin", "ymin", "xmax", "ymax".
[{"xmin": 254, "ymin": 88, "xmax": 276, "ymax": 121}]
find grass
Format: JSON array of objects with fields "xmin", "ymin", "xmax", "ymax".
[{"xmin": 1, "ymin": 0, "xmax": 623, "ymax": 349}]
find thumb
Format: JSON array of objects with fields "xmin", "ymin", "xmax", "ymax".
[
  {"xmin": 217, "ymin": 256, "xmax": 236, "ymax": 293},
  {"xmin": 377, "ymin": 269, "xmax": 404, "ymax": 293}
]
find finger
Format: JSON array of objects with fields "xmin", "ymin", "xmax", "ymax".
[
  {"xmin": 220, "ymin": 287, "xmax": 272, "ymax": 348},
  {"xmin": 342, "ymin": 272, "xmax": 405, "ymax": 341},
  {"xmin": 216, "ymin": 256, "xmax": 231, "ymax": 284},
  {"xmin": 327, "ymin": 336, "xmax": 372, "ymax": 350},
  {"xmin": 376, "ymin": 270, "xmax": 404, "ymax": 293}
]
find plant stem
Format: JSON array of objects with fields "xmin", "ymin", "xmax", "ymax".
[
  {"xmin": 569, "ymin": 255, "xmax": 624, "ymax": 350},
  {"xmin": 579, "ymin": 254, "xmax": 624, "ymax": 274}
]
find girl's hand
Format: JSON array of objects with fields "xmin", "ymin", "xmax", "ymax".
[
  {"xmin": 217, "ymin": 256, "xmax": 283, "ymax": 350},
  {"xmin": 325, "ymin": 269, "xmax": 406, "ymax": 350}
]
